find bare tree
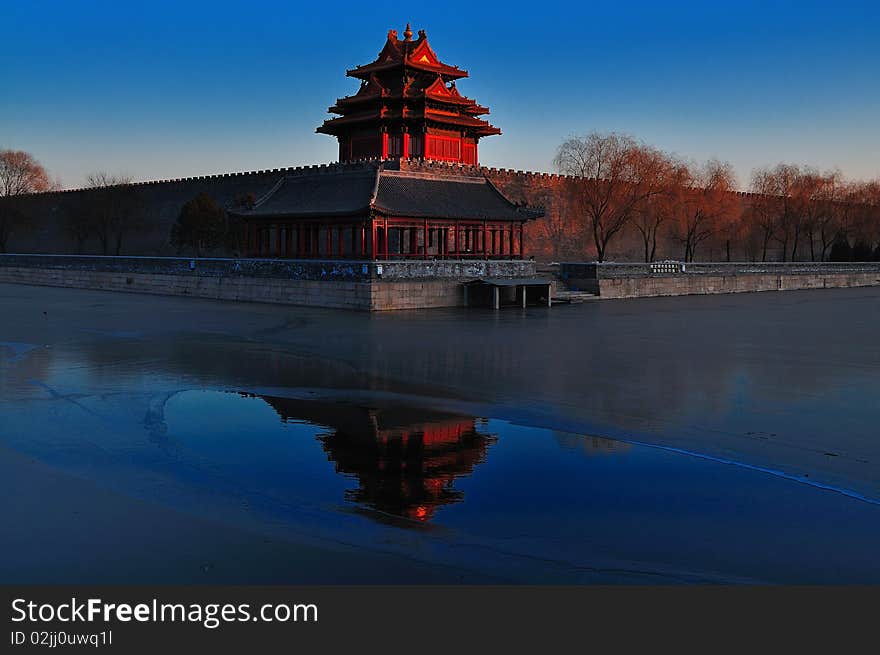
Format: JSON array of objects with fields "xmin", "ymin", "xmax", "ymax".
[
  {"xmin": 847, "ymin": 180, "xmax": 880, "ymax": 255},
  {"xmin": 84, "ymin": 172, "xmax": 142, "ymax": 255},
  {"xmin": 538, "ymin": 207, "xmax": 574, "ymax": 261},
  {"xmin": 554, "ymin": 133, "xmax": 667, "ymax": 262},
  {"xmin": 812, "ymin": 171, "xmax": 845, "ymax": 262},
  {"xmin": 633, "ymin": 158, "xmax": 684, "ymax": 262},
  {"xmin": 671, "ymin": 160, "xmax": 738, "ymax": 262},
  {"xmin": 769, "ymin": 164, "xmax": 802, "ymax": 261},
  {"xmin": 746, "ymin": 170, "xmax": 778, "ymax": 261},
  {"xmin": 0, "ymin": 149, "xmax": 53, "ymax": 251}
]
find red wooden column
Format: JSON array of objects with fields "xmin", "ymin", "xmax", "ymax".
[
  {"xmin": 402, "ymin": 130, "xmax": 410, "ymax": 159},
  {"xmin": 384, "ymin": 218, "xmax": 389, "ymax": 259},
  {"xmin": 381, "ymin": 132, "xmax": 389, "ymax": 159},
  {"xmin": 454, "ymin": 222, "xmax": 459, "ymax": 258},
  {"xmin": 483, "ymin": 221, "xmax": 488, "ymax": 260},
  {"xmin": 371, "ymin": 220, "xmax": 377, "ymax": 260},
  {"xmin": 361, "ymin": 223, "xmax": 367, "ymax": 258},
  {"xmin": 326, "ymin": 225, "xmax": 332, "ymax": 258},
  {"xmin": 423, "ymin": 219, "xmax": 429, "ymax": 259},
  {"xmin": 275, "ymin": 224, "xmax": 282, "ymax": 258},
  {"xmin": 519, "ymin": 223, "xmax": 524, "ymax": 258},
  {"xmin": 509, "ymin": 224, "xmax": 514, "ymax": 257}
]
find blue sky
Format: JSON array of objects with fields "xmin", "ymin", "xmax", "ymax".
[{"xmin": 1, "ymin": 0, "xmax": 877, "ymax": 189}]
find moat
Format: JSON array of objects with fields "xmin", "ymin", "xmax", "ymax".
[{"xmin": 2, "ymin": 283, "xmax": 880, "ymax": 583}]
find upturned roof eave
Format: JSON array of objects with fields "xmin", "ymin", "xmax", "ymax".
[{"xmin": 346, "ymin": 60, "xmax": 469, "ymax": 80}]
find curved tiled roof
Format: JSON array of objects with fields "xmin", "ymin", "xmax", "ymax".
[
  {"xmin": 347, "ymin": 30, "xmax": 468, "ymax": 81},
  {"xmin": 234, "ymin": 168, "xmax": 376, "ymax": 218},
  {"xmin": 231, "ymin": 165, "xmax": 543, "ymax": 222},
  {"xmin": 374, "ymin": 171, "xmax": 539, "ymax": 221}
]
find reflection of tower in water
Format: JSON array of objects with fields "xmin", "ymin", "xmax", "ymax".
[{"xmin": 260, "ymin": 396, "xmax": 496, "ymax": 523}]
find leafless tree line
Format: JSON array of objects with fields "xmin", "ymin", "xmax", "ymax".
[
  {"xmin": 553, "ymin": 133, "xmax": 880, "ymax": 262},
  {"xmin": 3, "ymin": 143, "xmax": 879, "ymax": 262},
  {"xmin": 66, "ymin": 172, "xmax": 145, "ymax": 255},
  {"xmin": 0, "ymin": 147, "xmax": 250, "ymax": 257},
  {"xmin": 0, "ymin": 150, "xmax": 145, "ymax": 255},
  {"xmin": 745, "ymin": 165, "xmax": 880, "ymax": 262}
]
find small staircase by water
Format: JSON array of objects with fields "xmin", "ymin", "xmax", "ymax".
[
  {"xmin": 551, "ymin": 289, "xmax": 598, "ymax": 304},
  {"xmin": 547, "ymin": 265, "xmax": 598, "ymax": 304}
]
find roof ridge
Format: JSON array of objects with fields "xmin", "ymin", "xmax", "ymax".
[
  {"xmin": 370, "ymin": 161, "xmax": 383, "ymax": 206},
  {"xmin": 251, "ymin": 176, "xmax": 286, "ymax": 209},
  {"xmin": 380, "ymin": 169, "xmax": 486, "ymax": 183},
  {"xmin": 483, "ymin": 174, "xmax": 546, "ymax": 216}
]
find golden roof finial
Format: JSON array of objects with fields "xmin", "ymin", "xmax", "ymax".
[{"xmin": 403, "ymin": 23, "xmax": 413, "ymax": 41}]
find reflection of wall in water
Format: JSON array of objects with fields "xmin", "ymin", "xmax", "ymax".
[
  {"xmin": 20, "ymin": 296, "xmax": 876, "ymax": 459},
  {"xmin": 261, "ymin": 396, "xmax": 497, "ymax": 523},
  {"xmin": 554, "ymin": 432, "xmax": 632, "ymax": 456}
]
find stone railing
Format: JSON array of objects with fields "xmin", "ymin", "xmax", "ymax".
[
  {"xmin": 0, "ymin": 254, "xmax": 535, "ymax": 282},
  {"xmin": 560, "ymin": 261, "xmax": 880, "ymax": 281},
  {"xmin": 559, "ymin": 260, "xmax": 880, "ymax": 297}
]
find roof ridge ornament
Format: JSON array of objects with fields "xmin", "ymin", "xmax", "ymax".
[
  {"xmin": 403, "ymin": 23, "xmax": 413, "ymax": 41},
  {"xmin": 387, "ymin": 29, "xmax": 397, "ymax": 41}
]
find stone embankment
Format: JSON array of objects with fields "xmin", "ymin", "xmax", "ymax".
[
  {"xmin": 560, "ymin": 261, "xmax": 880, "ymax": 298},
  {"xmin": 0, "ymin": 254, "xmax": 535, "ymax": 311}
]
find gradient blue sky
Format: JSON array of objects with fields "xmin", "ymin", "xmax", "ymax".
[{"xmin": 1, "ymin": 1, "xmax": 877, "ymax": 189}]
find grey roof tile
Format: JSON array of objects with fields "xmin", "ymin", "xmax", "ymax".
[
  {"xmin": 237, "ymin": 169, "xmax": 376, "ymax": 218},
  {"xmin": 233, "ymin": 166, "xmax": 542, "ymax": 222},
  {"xmin": 374, "ymin": 171, "xmax": 538, "ymax": 221}
]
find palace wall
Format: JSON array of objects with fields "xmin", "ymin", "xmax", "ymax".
[
  {"xmin": 0, "ymin": 158, "xmax": 757, "ymax": 262},
  {"xmin": 0, "ymin": 160, "xmax": 574, "ymax": 259}
]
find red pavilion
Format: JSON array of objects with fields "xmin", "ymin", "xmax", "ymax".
[
  {"xmin": 317, "ymin": 24, "xmax": 500, "ymax": 165},
  {"xmin": 233, "ymin": 25, "xmax": 542, "ymax": 262}
]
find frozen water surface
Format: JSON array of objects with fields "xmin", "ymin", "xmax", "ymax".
[{"xmin": 1, "ymin": 283, "xmax": 879, "ymax": 583}]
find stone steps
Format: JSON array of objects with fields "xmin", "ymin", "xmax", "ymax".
[{"xmin": 552, "ymin": 290, "xmax": 598, "ymax": 304}]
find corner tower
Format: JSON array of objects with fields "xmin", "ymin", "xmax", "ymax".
[{"xmin": 317, "ymin": 25, "xmax": 500, "ymax": 165}]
